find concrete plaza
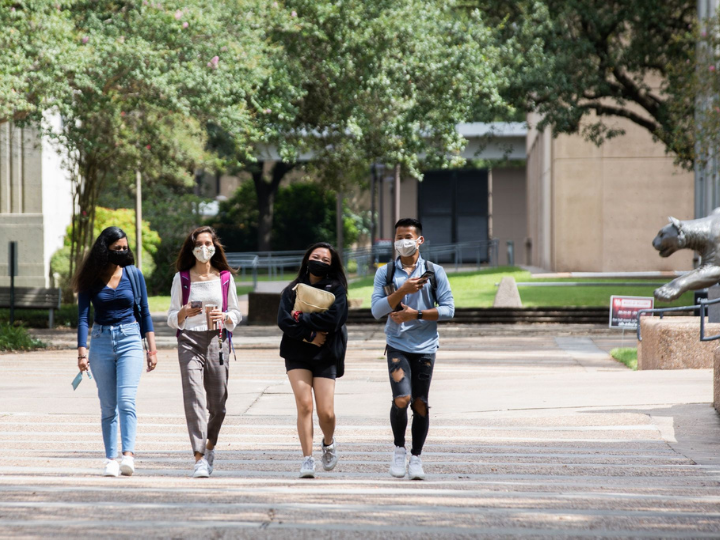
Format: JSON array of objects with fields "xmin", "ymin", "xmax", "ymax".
[{"xmin": 1, "ymin": 324, "xmax": 720, "ymax": 538}]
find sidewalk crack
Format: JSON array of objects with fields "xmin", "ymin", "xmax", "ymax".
[{"xmin": 243, "ymin": 384, "xmax": 272, "ymax": 415}]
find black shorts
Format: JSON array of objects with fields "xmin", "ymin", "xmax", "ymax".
[{"xmin": 284, "ymin": 357, "xmax": 337, "ymax": 380}]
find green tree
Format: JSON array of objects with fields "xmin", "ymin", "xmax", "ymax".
[
  {"xmin": 214, "ymin": 0, "xmax": 506, "ymax": 251},
  {"xmin": 97, "ymin": 182, "xmax": 208, "ymax": 294},
  {"xmin": 0, "ymin": 0, "xmax": 81, "ymax": 125},
  {"xmin": 669, "ymin": 12, "xmax": 720, "ymax": 170},
  {"xmin": 272, "ymin": 182, "xmax": 358, "ymax": 251},
  {"xmin": 467, "ymin": 0, "xmax": 697, "ymax": 167},
  {"xmin": 51, "ymin": 206, "xmax": 161, "ymax": 299},
  {"xmin": 208, "ymin": 181, "xmax": 359, "ymax": 252},
  {"xmin": 49, "ymin": 0, "xmax": 272, "ymax": 280},
  {"xmin": 281, "ymin": 0, "xmax": 506, "ymax": 179},
  {"xmin": 209, "ymin": 181, "xmax": 259, "ymax": 253}
]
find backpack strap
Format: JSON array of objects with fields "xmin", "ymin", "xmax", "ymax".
[
  {"xmin": 219, "ymin": 270, "xmax": 237, "ymax": 360},
  {"xmin": 386, "ymin": 257, "xmax": 397, "ymax": 288},
  {"xmin": 386, "ymin": 257, "xmax": 438, "ymax": 306},
  {"xmin": 125, "ymin": 265, "xmax": 147, "ymax": 337},
  {"xmin": 220, "ymin": 270, "xmax": 231, "ymax": 312},
  {"xmin": 180, "ymin": 270, "xmax": 191, "ymax": 305},
  {"xmin": 176, "ymin": 271, "xmax": 192, "ymax": 339},
  {"xmin": 424, "ymin": 261, "xmax": 438, "ymax": 306}
]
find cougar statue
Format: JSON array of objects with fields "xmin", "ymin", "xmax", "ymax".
[{"xmin": 652, "ymin": 209, "xmax": 720, "ymax": 301}]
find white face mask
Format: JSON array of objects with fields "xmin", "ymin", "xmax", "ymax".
[
  {"xmin": 395, "ymin": 238, "xmax": 419, "ymax": 257},
  {"xmin": 193, "ymin": 245, "xmax": 216, "ymax": 263}
]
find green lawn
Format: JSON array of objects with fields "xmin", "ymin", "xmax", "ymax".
[
  {"xmin": 347, "ymin": 266, "xmax": 695, "ymax": 309},
  {"xmin": 610, "ymin": 347, "xmax": 638, "ymax": 370},
  {"xmin": 147, "ymin": 285, "xmax": 254, "ymax": 313}
]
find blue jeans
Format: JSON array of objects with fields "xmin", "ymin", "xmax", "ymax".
[{"xmin": 88, "ymin": 322, "xmax": 144, "ymax": 459}]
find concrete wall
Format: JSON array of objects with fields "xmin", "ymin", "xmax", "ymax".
[
  {"xmin": 526, "ymin": 113, "xmax": 694, "ymax": 272},
  {"xmin": 492, "ymin": 167, "xmax": 527, "ymax": 265},
  {"xmin": 378, "ymin": 174, "xmax": 417, "ymax": 240},
  {"xmin": 0, "ymin": 121, "xmax": 73, "ymax": 287}
]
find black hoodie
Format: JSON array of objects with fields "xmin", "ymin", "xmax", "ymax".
[{"xmin": 277, "ymin": 274, "xmax": 348, "ymax": 366}]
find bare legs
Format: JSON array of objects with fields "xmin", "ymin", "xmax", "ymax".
[{"xmin": 287, "ymin": 370, "xmax": 336, "ymax": 455}]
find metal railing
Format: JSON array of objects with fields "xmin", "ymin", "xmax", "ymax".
[
  {"xmin": 226, "ymin": 239, "xmax": 501, "ymax": 284},
  {"xmin": 636, "ymin": 296, "xmax": 720, "ymax": 342},
  {"xmin": 225, "ymin": 253, "xmax": 306, "ymax": 286},
  {"xmin": 516, "ymin": 282, "xmax": 669, "ymax": 287}
]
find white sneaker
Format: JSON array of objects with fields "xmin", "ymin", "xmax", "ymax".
[
  {"xmin": 193, "ymin": 458, "xmax": 210, "ymax": 478},
  {"xmin": 299, "ymin": 456, "xmax": 316, "ymax": 478},
  {"xmin": 321, "ymin": 439, "xmax": 338, "ymax": 471},
  {"xmin": 389, "ymin": 446, "xmax": 407, "ymax": 478},
  {"xmin": 408, "ymin": 455, "xmax": 426, "ymax": 480},
  {"xmin": 119, "ymin": 455, "xmax": 135, "ymax": 476},
  {"xmin": 206, "ymin": 449, "xmax": 215, "ymax": 475},
  {"xmin": 103, "ymin": 459, "xmax": 119, "ymax": 477}
]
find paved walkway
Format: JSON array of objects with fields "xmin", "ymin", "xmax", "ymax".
[{"xmin": 2, "ymin": 325, "xmax": 720, "ymax": 538}]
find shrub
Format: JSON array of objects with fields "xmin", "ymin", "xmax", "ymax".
[
  {"xmin": 0, "ymin": 306, "xmax": 92, "ymax": 329},
  {"xmin": 50, "ymin": 206, "xmax": 161, "ymax": 299},
  {"xmin": 208, "ymin": 181, "xmax": 361, "ymax": 252},
  {"xmin": 0, "ymin": 323, "xmax": 46, "ymax": 351}
]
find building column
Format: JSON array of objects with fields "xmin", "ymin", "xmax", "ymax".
[
  {"xmin": 10, "ymin": 125, "xmax": 23, "ymax": 213},
  {"xmin": 0, "ymin": 123, "xmax": 10, "ymax": 213}
]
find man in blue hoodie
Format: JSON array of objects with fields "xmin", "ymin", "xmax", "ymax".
[{"xmin": 371, "ymin": 218, "xmax": 455, "ymax": 480}]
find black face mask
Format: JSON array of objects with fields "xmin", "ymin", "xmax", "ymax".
[
  {"xmin": 307, "ymin": 260, "xmax": 331, "ymax": 277},
  {"xmin": 107, "ymin": 249, "xmax": 132, "ymax": 267}
]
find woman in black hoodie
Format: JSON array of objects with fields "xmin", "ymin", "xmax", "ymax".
[{"xmin": 277, "ymin": 242, "xmax": 348, "ymax": 478}]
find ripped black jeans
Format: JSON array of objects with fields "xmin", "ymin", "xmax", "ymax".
[{"xmin": 386, "ymin": 345, "xmax": 435, "ymax": 456}]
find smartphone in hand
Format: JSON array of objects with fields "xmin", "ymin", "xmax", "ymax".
[{"xmin": 190, "ymin": 300, "xmax": 202, "ymax": 309}]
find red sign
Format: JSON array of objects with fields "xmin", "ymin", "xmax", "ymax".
[{"xmin": 609, "ymin": 296, "xmax": 654, "ymax": 329}]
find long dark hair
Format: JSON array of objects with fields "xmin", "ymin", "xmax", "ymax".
[
  {"xmin": 175, "ymin": 226, "xmax": 236, "ymax": 274},
  {"xmin": 288, "ymin": 242, "xmax": 348, "ymax": 291},
  {"xmin": 73, "ymin": 226, "xmax": 135, "ymax": 293}
]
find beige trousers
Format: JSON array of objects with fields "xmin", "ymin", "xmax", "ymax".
[{"xmin": 177, "ymin": 330, "xmax": 229, "ymax": 455}]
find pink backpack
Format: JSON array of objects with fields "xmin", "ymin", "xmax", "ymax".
[{"xmin": 176, "ymin": 270, "xmax": 234, "ymax": 351}]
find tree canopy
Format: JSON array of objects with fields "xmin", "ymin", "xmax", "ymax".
[
  {"xmin": 1, "ymin": 0, "xmax": 80, "ymax": 125},
  {"xmin": 468, "ymin": 0, "xmax": 698, "ymax": 168}
]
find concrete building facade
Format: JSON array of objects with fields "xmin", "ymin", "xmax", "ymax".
[
  {"xmin": 525, "ymin": 113, "xmax": 695, "ymax": 272},
  {"xmin": 198, "ymin": 119, "xmax": 693, "ymax": 273},
  {"xmin": 0, "ymin": 120, "xmax": 73, "ymax": 288}
]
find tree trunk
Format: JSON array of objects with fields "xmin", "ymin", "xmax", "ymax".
[
  {"xmin": 251, "ymin": 161, "xmax": 295, "ymax": 252},
  {"xmin": 336, "ymin": 191, "xmax": 344, "ymax": 256},
  {"xmin": 69, "ymin": 159, "xmax": 103, "ymax": 284}
]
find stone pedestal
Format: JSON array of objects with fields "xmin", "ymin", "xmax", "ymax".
[
  {"xmin": 493, "ymin": 277, "xmax": 522, "ymax": 308},
  {"xmin": 638, "ymin": 316, "xmax": 720, "ymax": 370},
  {"xmin": 248, "ymin": 292, "xmax": 281, "ymax": 325},
  {"xmin": 709, "ymin": 285, "xmax": 720, "ymax": 323}
]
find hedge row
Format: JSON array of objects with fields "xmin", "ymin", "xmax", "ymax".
[{"xmin": 0, "ymin": 306, "xmax": 92, "ymax": 329}]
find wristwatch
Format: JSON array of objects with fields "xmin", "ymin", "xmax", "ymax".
[{"xmin": 417, "ymin": 310, "xmax": 423, "ymax": 320}]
